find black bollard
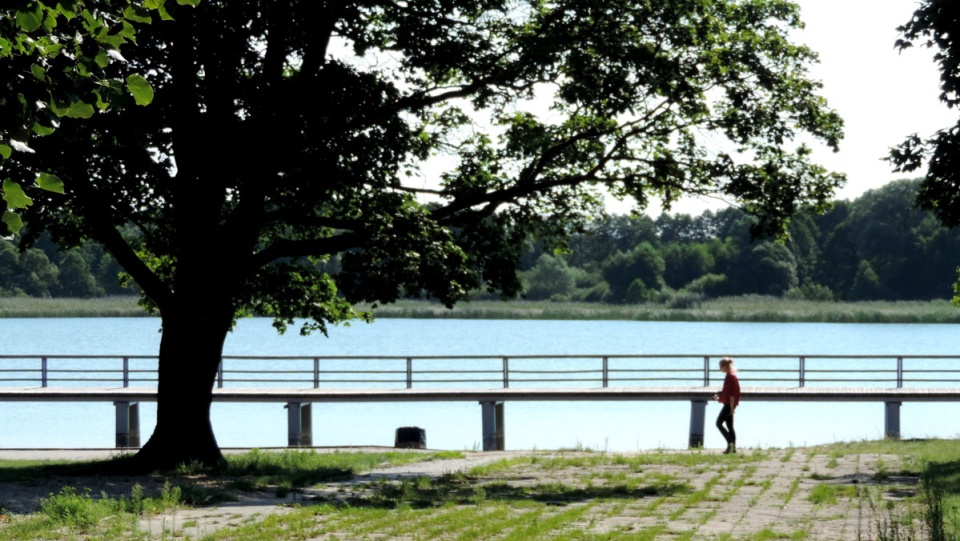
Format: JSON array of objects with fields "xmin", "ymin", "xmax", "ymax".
[{"xmin": 395, "ymin": 426, "xmax": 427, "ymax": 449}]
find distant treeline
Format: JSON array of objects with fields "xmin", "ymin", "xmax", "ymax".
[
  {"xmin": 0, "ymin": 232, "xmax": 135, "ymax": 298},
  {"xmin": 2, "ymin": 178, "xmax": 957, "ymax": 304},
  {"xmin": 507, "ymin": 178, "xmax": 960, "ymax": 305}
]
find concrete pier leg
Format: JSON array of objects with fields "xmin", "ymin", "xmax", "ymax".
[
  {"xmin": 495, "ymin": 402, "xmax": 505, "ymax": 451},
  {"xmin": 689, "ymin": 400, "xmax": 707, "ymax": 448},
  {"xmin": 286, "ymin": 402, "xmax": 313, "ymax": 447},
  {"xmin": 115, "ymin": 401, "xmax": 140, "ymax": 448},
  {"xmin": 301, "ymin": 403, "xmax": 313, "ymax": 446},
  {"xmin": 481, "ymin": 401, "xmax": 504, "ymax": 451},
  {"xmin": 885, "ymin": 401, "xmax": 901, "ymax": 440}
]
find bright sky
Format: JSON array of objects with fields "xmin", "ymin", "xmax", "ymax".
[{"xmin": 637, "ymin": 0, "xmax": 951, "ymax": 217}]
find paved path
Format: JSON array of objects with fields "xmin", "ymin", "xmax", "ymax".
[{"xmin": 0, "ymin": 447, "xmax": 912, "ymax": 540}]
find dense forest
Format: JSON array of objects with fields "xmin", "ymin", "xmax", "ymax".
[
  {"xmin": 2, "ymin": 178, "xmax": 958, "ymax": 304},
  {"xmin": 516, "ymin": 178, "xmax": 960, "ymax": 304}
]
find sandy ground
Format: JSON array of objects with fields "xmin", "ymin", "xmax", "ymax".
[{"xmin": 0, "ymin": 446, "xmax": 917, "ymax": 540}]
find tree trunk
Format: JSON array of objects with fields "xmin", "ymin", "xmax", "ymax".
[{"xmin": 128, "ymin": 309, "xmax": 232, "ymax": 471}]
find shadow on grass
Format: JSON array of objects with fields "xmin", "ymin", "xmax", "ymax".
[
  {"xmin": 923, "ymin": 461, "xmax": 960, "ymax": 495},
  {"xmin": 0, "ymin": 452, "xmax": 357, "ymax": 508},
  {"xmin": 334, "ymin": 471, "xmax": 691, "ymax": 509},
  {"xmin": 0, "ymin": 455, "xmax": 139, "ymax": 483}
]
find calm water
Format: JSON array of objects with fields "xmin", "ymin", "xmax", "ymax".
[{"xmin": 1, "ymin": 317, "xmax": 958, "ymax": 451}]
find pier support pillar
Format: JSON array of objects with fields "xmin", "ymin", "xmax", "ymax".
[
  {"xmin": 689, "ymin": 400, "xmax": 707, "ymax": 448},
  {"xmin": 885, "ymin": 401, "xmax": 901, "ymax": 440},
  {"xmin": 114, "ymin": 401, "xmax": 140, "ymax": 448},
  {"xmin": 286, "ymin": 402, "xmax": 313, "ymax": 447},
  {"xmin": 480, "ymin": 401, "xmax": 505, "ymax": 451}
]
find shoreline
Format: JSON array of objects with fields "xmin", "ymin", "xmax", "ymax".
[{"xmin": 1, "ymin": 296, "xmax": 959, "ymax": 323}]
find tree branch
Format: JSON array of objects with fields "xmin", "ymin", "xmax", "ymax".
[{"xmin": 251, "ymin": 231, "xmax": 367, "ymax": 268}]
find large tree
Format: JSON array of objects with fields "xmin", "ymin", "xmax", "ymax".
[{"xmin": 4, "ymin": 0, "xmax": 845, "ymax": 469}]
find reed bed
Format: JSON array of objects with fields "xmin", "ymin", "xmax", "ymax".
[
  {"xmin": 368, "ymin": 297, "xmax": 960, "ymax": 324},
  {"xmin": 0, "ymin": 296, "xmax": 147, "ymax": 318},
  {"xmin": 2, "ymin": 295, "xmax": 958, "ymax": 323}
]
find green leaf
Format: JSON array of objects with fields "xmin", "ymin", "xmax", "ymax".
[
  {"xmin": 178, "ymin": 0, "xmax": 201, "ymax": 6},
  {"xmin": 2, "ymin": 179, "xmax": 32, "ymax": 209},
  {"xmin": 119, "ymin": 21, "xmax": 137, "ymax": 42},
  {"xmin": 32, "ymin": 122, "xmax": 56, "ymax": 136},
  {"xmin": 30, "ymin": 63, "xmax": 46, "ymax": 81},
  {"xmin": 123, "ymin": 5, "xmax": 153, "ymax": 24},
  {"xmin": 56, "ymin": 2, "xmax": 78, "ymax": 19},
  {"xmin": 49, "ymin": 97, "xmax": 68, "ymax": 117},
  {"xmin": 16, "ymin": 5, "xmax": 43, "ymax": 32},
  {"xmin": 126, "ymin": 74, "xmax": 154, "ymax": 106},
  {"xmin": 37, "ymin": 173, "xmax": 64, "ymax": 194},
  {"xmin": 66, "ymin": 100, "xmax": 95, "ymax": 119},
  {"xmin": 2, "ymin": 210, "xmax": 24, "ymax": 236},
  {"xmin": 94, "ymin": 49, "xmax": 109, "ymax": 67},
  {"xmin": 144, "ymin": 0, "xmax": 174, "ymax": 20},
  {"xmin": 42, "ymin": 11, "xmax": 57, "ymax": 32},
  {"xmin": 0, "ymin": 145, "xmax": 10, "ymax": 159}
]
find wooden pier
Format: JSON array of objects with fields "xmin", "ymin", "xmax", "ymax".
[{"xmin": 0, "ymin": 354, "xmax": 958, "ymax": 449}]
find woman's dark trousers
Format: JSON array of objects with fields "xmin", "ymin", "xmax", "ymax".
[{"xmin": 716, "ymin": 404, "xmax": 735, "ymax": 444}]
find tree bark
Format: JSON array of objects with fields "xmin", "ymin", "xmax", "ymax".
[{"xmin": 127, "ymin": 308, "xmax": 232, "ymax": 471}]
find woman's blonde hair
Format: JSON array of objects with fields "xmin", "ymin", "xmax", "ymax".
[{"xmin": 719, "ymin": 357, "xmax": 735, "ymax": 370}]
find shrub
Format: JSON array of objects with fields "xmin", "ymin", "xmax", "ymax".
[{"xmin": 785, "ymin": 282, "xmax": 835, "ymax": 301}]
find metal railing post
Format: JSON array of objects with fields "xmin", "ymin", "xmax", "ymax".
[
  {"xmin": 217, "ymin": 360, "xmax": 224, "ymax": 388},
  {"xmin": 123, "ymin": 357, "xmax": 130, "ymax": 387},
  {"xmin": 502, "ymin": 357, "xmax": 510, "ymax": 388},
  {"xmin": 897, "ymin": 356, "xmax": 904, "ymax": 388},
  {"xmin": 799, "ymin": 356, "xmax": 806, "ymax": 387},
  {"xmin": 602, "ymin": 356, "xmax": 609, "ymax": 388},
  {"xmin": 313, "ymin": 357, "xmax": 320, "ymax": 388},
  {"xmin": 406, "ymin": 357, "xmax": 413, "ymax": 389},
  {"xmin": 41, "ymin": 356, "xmax": 48, "ymax": 388},
  {"xmin": 703, "ymin": 356, "xmax": 710, "ymax": 386}
]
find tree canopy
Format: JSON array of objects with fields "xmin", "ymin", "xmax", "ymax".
[
  {"xmin": 889, "ymin": 0, "xmax": 960, "ymax": 303},
  {"xmin": 890, "ymin": 0, "xmax": 960, "ymax": 228},
  {"xmin": 3, "ymin": 0, "xmax": 845, "ymax": 468},
  {"xmin": 0, "ymin": 1, "xmax": 164, "ymax": 236}
]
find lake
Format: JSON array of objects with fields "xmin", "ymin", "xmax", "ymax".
[{"xmin": 1, "ymin": 317, "xmax": 958, "ymax": 451}]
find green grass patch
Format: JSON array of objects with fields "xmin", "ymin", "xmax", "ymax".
[
  {"xmin": 0, "ymin": 483, "xmax": 182, "ymax": 540},
  {"xmin": 808, "ymin": 483, "xmax": 857, "ymax": 505},
  {"xmin": 220, "ymin": 448, "xmax": 445, "ymax": 489},
  {"xmin": 468, "ymin": 449, "xmax": 767, "ymax": 479},
  {"xmin": 745, "ymin": 528, "xmax": 808, "ymax": 540}
]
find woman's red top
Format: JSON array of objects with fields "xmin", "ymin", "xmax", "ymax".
[{"xmin": 718, "ymin": 371, "xmax": 741, "ymax": 408}]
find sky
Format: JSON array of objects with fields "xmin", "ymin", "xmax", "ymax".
[{"xmin": 634, "ymin": 0, "xmax": 951, "ymax": 217}]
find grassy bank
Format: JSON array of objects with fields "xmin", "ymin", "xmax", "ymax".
[
  {"xmin": 3, "ymin": 295, "xmax": 959, "ymax": 323},
  {"xmin": 2, "ymin": 440, "xmax": 960, "ymax": 540}
]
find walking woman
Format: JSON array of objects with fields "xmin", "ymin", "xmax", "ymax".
[{"xmin": 713, "ymin": 357, "xmax": 741, "ymax": 454}]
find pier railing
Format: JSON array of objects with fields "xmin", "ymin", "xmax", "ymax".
[
  {"xmin": 3, "ymin": 354, "xmax": 958, "ymax": 450},
  {"xmin": 0, "ymin": 354, "xmax": 958, "ymax": 389}
]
